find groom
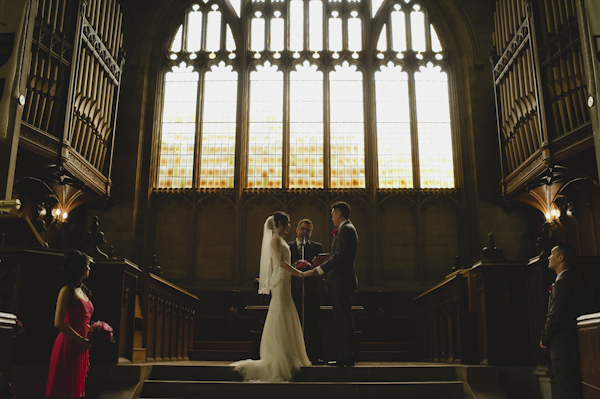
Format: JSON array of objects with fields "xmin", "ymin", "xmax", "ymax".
[
  {"xmin": 289, "ymin": 219, "xmax": 324, "ymax": 365},
  {"xmin": 309, "ymin": 201, "xmax": 358, "ymax": 367}
]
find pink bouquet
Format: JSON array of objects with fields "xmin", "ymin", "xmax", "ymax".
[
  {"xmin": 88, "ymin": 321, "xmax": 115, "ymax": 345},
  {"xmin": 293, "ymin": 259, "xmax": 313, "ymax": 272}
]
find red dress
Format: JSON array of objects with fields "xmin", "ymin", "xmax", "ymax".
[{"xmin": 45, "ymin": 296, "xmax": 94, "ymax": 398}]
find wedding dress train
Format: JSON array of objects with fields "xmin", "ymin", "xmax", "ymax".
[{"xmin": 231, "ymin": 235, "xmax": 311, "ymax": 381}]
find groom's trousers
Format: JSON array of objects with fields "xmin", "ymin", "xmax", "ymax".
[{"xmin": 330, "ymin": 284, "xmax": 355, "ymax": 363}]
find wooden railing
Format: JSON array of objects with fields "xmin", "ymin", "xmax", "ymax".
[
  {"xmin": 142, "ymin": 273, "xmax": 197, "ymax": 362},
  {"xmin": 414, "ymin": 270, "xmax": 476, "ymax": 364},
  {"xmin": 0, "ymin": 247, "xmax": 198, "ymax": 365},
  {"xmin": 414, "ymin": 259, "xmax": 533, "ymax": 366}
]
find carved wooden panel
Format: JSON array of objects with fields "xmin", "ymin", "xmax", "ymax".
[
  {"xmin": 20, "ymin": 0, "xmax": 125, "ymax": 198},
  {"xmin": 492, "ymin": 0, "xmax": 591, "ymax": 195},
  {"xmin": 194, "ymin": 195, "xmax": 236, "ymax": 281}
]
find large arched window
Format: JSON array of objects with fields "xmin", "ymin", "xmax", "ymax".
[{"xmin": 156, "ymin": 0, "xmax": 454, "ymax": 190}]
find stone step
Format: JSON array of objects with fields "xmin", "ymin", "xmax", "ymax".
[
  {"xmin": 148, "ymin": 364, "xmax": 460, "ymax": 383},
  {"xmin": 139, "ymin": 380, "xmax": 465, "ymax": 399}
]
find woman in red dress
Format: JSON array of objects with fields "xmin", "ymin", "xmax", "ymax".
[{"xmin": 45, "ymin": 251, "xmax": 94, "ymax": 399}]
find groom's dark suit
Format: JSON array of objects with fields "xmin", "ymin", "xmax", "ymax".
[
  {"xmin": 289, "ymin": 239, "xmax": 324, "ymax": 363},
  {"xmin": 541, "ymin": 269, "xmax": 587, "ymax": 399},
  {"xmin": 319, "ymin": 219, "xmax": 358, "ymax": 365}
]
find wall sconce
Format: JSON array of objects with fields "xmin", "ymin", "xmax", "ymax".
[
  {"xmin": 545, "ymin": 205, "xmax": 561, "ymax": 223},
  {"xmin": 51, "ymin": 207, "xmax": 68, "ymax": 223}
]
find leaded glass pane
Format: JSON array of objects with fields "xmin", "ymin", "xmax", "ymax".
[
  {"xmin": 248, "ymin": 62, "xmax": 284, "ymax": 189},
  {"xmin": 170, "ymin": 25, "xmax": 183, "ymax": 52},
  {"xmin": 290, "ymin": 62, "xmax": 324, "ymax": 188},
  {"xmin": 200, "ymin": 63, "xmax": 238, "ymax": 188},
  {"xmin": 186, "ymin": 9, "xmax": 202, "ymax": 52},
  {"xmin": 348, "ymin": 12, "xmax": 362, "ymax": 52},
  {"xmin": 290, "ymin": 0, "xmax": 304, "ymax": 52},
  {"xmin": 415, "ymin": 64, "xmax": 454, "ymax": 188},
  {"xmin": 375, "ymin": 62, "xmax": 412, "ymax": 188},
  {"xmin": 377, "ymin": 24, "xmax": 387, "ymax": 52},
  {"xmin": 206, "ymin": 6, "xmax": 222, "ymax": 52},
  {"xmin": 329, "ymin": 62, "xmax": 365, "ymax": 188},
  {"xmin": 158, "ymin": 63, "xmax": 198, "ymax": 189},
  {"xmin": 229, "ymin": 0, "xmax": 241, "ymax": 16},
  {"xmin": 391, "ymin": 8, "xmax": 405, "ymax": 52},
  {"xmin": 410, "ymin": 7, "xmax": 426, "ymax": 52},
  {"xmin": 431, "ymin": 25, "xmax": 442, "ymax": 53},
  {"xmin": 271, "ymin": 14, "xmax": 285, "ymax": 52},
  {"xmin": 226, "ymin": 25, "xmax": 236, "ymax": 53},
  {"xmin": 309, "ymin": 0, "xmax": 323, "ymax": 52},
  {"xmin": 251, "ymin": 13, "xmax": 266, "ymax": 52},
  {"xmin": 328, "ymin": 13, "xmax": 342, "ymax": 52},
  {"xmin": 371, "ymin": 0, "xmax": 384, "ymax": 17}
]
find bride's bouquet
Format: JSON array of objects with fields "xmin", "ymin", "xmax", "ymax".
[
  {"xmin": 293, "ymin": 260, "xmax": 313, "ymax": 287},
  {"xmin": 293, "ymin": 259, "xmax": 313, "ymax": 272},
  {"xmin": 88, "ymin": 320, "xmax": 116, "ymax": 346}
]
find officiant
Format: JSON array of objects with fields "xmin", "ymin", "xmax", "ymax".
[{"xmin": 289, "ymin": 219, "xmax": 324, "ymax": 365}]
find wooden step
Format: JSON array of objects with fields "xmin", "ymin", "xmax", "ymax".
[
  {"xmin": 140, "ymin": 364, "xmax": 465, "ymax": 399},
  {"xmin": 139, "ymin": 380, "xmax": 464, "ymax": 399},
  {"xmin": 132, "ymin": 348, "xmax": 147, "ymax": 363},
  {"xmin": 189, "ymin": 341, "xmax": 253, "ymax": 361}
]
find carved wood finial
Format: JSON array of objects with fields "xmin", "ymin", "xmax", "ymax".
[
  {"xmin": 481, "ymin": 233, "xmax": 504, "ymax": 260},
  {"xmin": 81, "ymin": 216, "xmax": 108, "ymax": 259},
  {"xmin": 148, "ymin": 254, "xmax": 163, "ymax": 276}
]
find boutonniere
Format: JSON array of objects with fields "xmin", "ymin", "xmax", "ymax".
[
  {"xmin": 546, "ymin": 285, "xmax": 552, "ymax": 294},
  {"xmin": 332, "ymin": 228, "xmax": 338, "ymax": 235}
]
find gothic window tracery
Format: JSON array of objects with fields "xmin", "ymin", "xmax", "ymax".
[{"xmin": 156, "ymin": 0, "xmax": 455, "ymax": 190}]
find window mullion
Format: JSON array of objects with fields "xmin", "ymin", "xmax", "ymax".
[
  {"xmin": 283, "ymin": 65, "xmax": 290, "ymax": 189},
  {"xmin": 408, "ymin": 68, "xmax": 420, "ymax": 189},
  {"xmin": 194, "ymin": 69, "xmax": 205, "ymax": 189},
  {"xmin": 323, "ymin": 65, "xmax": 331, "ymax": 190}
]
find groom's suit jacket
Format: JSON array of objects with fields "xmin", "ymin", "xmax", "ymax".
[
  {"xmin": 320, "ymin": 219, "xmax": 358, "ymax": 288},
  {"xmin": 540, "ymin": 269, "xmax": 588, "ymax": 361}
]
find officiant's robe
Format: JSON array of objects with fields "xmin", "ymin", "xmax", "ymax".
[{"xmin": 289, "ymin": 239, "xmax": 324, "ymax": 362}]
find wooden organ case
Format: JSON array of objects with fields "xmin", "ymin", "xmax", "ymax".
[
  {"xmin": 491, "ymin": 0, "xmax": 595, "ymax": 207},
  {"xmin": 16, "ymin": 0, "xmax": 124, "ymax": 225}
]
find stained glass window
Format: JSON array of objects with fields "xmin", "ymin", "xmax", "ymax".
[
  {"xmin": 156, "ymin": 0, "xmax": 455, "ymax": 191},
  {"xmin": 200, "ymin": 63, "xmax": 238, "ymax": 189},
  {"xmin": 330, "ymin": 62, "xmax": 365, "ymax": 188},
  {"xmin": 415, "ymin": 64, "xmax": 454, "ymax": 188},
  {"xmin": 375, "ymin": 62, "xmax": 412, "ymax": 188},
  {"xmin": 374, "ymin": 0, "xmax": 454, "ymax": 189},
  {"xmin": 290, "ymin": 62, "xmax": 324, "ymax": 188},
  {"xmin": 158, "ymin": 63, "xmax": 198, "ymax": 189},
  {"xmin": 248, "ymin": 62, "xmax": 284, "ymax": 188}
]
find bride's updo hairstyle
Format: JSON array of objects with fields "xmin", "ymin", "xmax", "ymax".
[{"xmin": 272, "ymin": 211, "xmax": 289, "ymax": 230}]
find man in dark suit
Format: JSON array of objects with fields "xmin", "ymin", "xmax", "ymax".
[
  {"xmin": 540, "ymin": 242, "xmax": 586, "ymax": 399},
  {"xmin": 309, "ymin": 201, "xmax": 358, "ymax": 367},
  {"xmin": 289, "ymin": 218, "xmax": 324, "ymax": 365}
]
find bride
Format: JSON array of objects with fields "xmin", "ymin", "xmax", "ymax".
[{"xmin": 231, "ymin": 211, "xmax": 312, "ymax": 381}]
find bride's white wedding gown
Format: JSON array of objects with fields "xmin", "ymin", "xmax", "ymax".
[{"xmin": 231, "ymin": 235, "xmax": 311, "ymax": 381}]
